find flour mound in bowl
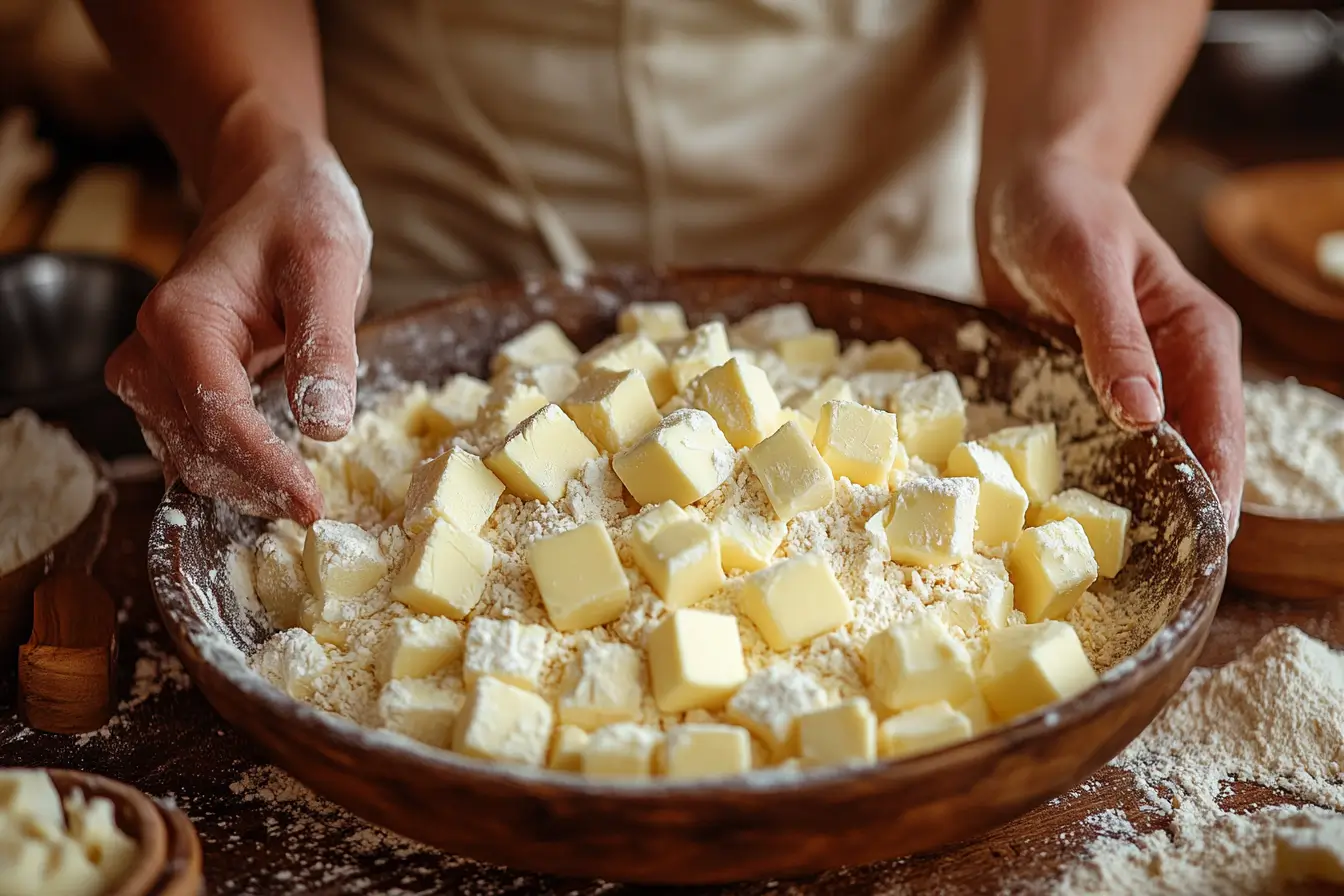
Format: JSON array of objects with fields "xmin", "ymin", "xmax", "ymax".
[{"xmin": 0, "ymin": 409, "xmax": 97, "ymax": 575}]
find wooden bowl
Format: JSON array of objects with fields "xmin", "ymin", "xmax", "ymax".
[
  {"xmin": 1229, "ymin": 506, "xmax": 1344, "ymax": 600},
  {"xmin": 147, "ymin": 268, "xmax": 1228, "ymax": 884}
]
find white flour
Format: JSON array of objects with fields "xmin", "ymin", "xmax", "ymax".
[
  {"xmin": 0, "ymin": 409, "xmax": 98, "ymax": 574},
  {"xmin": 1243, "ymin": 379, "xmax": 1344, "ymax": 515}
]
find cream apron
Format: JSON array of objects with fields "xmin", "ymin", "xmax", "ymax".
[{"xmin": 319, "ymin": 0, "xmax": 982, "ymax": 314}]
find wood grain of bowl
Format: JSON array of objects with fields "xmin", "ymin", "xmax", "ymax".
[{"xmin": 147, "ymin": 268, "xmax": 1228, "ymax": 884}]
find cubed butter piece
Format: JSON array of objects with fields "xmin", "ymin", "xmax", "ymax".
[
  {"xmin": 562, "ymin": 368, "xmax": 662, "ymax": 454},
  {"xmin": 1037, "ymin": 488, "xmax": 1131, "ymax": 579},
  {"xmin": 253, "ymin": 628, "xmax": 331, "ymax": 700},
  {"xmin": 1009, "ymin": 518, "xmax": 1098, "ymax": 622},
  {"xmin": 419, "ymin": 373, "xmax": 492, "ymax": 438},
  {"xmin": 402, "ymin": 447, "xmax": 505, "ymax": 536},
  {"xmin": 254, "ymin": 532, "xmax": 310, "ymax": 629},
  {"xmin": 714, "ymin": 513, "xmax": 786, "ymax": 572},
  {"xmin": 613, "ymin": 408, "xmax": 735, "ymax": 506},
  {"xmin": 863, "ymin": 615, "xmax": 978, "ymax": 713},
  {"xmin": 797, "ymin": 698, "xmax": 878, "ymax": 767},
  {"xmin": 453, "ymin": 676, "xmax": 554, "ymax": 766},
  {"xmin": 341, "ymin": 419, "xmax": 419, "ymax": 511},
  {"xmin": 462, "ymin": 618, "xmax": 549, "ymax": 691},
  {"xmin": 303, "ymin": 520, "xmax": 387, "ymax": 600},
  {"xmin": 978, "ymin": 621, "xmax": 1098, "ymax": 720},
  {"xmin": 391, "ymin": 519, "xmax": 493, "ymax": 619},
  {"xmin": 776, "ymin": 407, "xmax": 816, "ymax": 440},
  {"xmin": 776, "ymin": 330, "xmax": 839, "ymax": 376},
  {"xmin": 956, "ymin": 691, "xmax": 997, "ymax": 734},
  {"xmin": 882, "ymin": 477, "xmax": 980, "ymax": 567},
  {"xmin": 740, "ymin": 553, "xmax": 852, "ymax": 651},
  {"xmin": 498, "ymin": 361, "xmax": 581, "ymax": 404},
  {"xmin": 813, "ymin": 400, "xmax": 902, "ymax": 487},
  {"xmin": 668, "ymin": 321, "xmax": 731, "ymax": 392},
  {"xmin": 788, "ymin": 376, "xmax": 854, "ymax": 421},
  {"xmin": 731, "ymin": 303, "xmax": 814, "ymax": 347},
  {"xmin": 580, "ymin": 333, "xmax": 675, "ymax": 405},
  {"xmin": 848, "ymin": 370, "xmax": 918, "ymax": 411},
  {"xmin": 485, "ymin": 404, "xmax": 599, "ymax": 502},
  {"xmin": 944, "ymin": 441, "xmax": 1030, "ymax": 547},
  {"xmin": 688, "ymin": 357, "xmax": 783, "ymax": 449},
  {"xmin": 630, "ymin": 517, "xmax": 724, "ymax": 610},
  {"xmin": 378, "ymin": 677, "xmax": 463, "ymax": 748},
  {"xmin": 474, "ymin": 379, "xmax": 550, "ymax": 440},
  {"xmin": 663, "ymin": 724, "xmax": 753, "ymax": 779},
  {"xmin": 376, "ymin": 616, "xmax": 463, "ymax": 684},
  {"xmin": 617, "ymin": 301, "xmax": 688, "ymax": 341},
  {"xmin": 299, "ymin": 593, "xmax": 354, "ymax": 647},
  {"xmin": 647, "ymin": 609, "xmax": 748, "ymax": 713},
  {"xmin": 983, "ymin": 423, "xmax": 1061, "ymax": 505},
  {"xmin": 491, "ymin": 321, "xmax": 580, "ymax": 374},
  {"xmin": 558, "ymin": 642, "xmax": 645, "ymax": 730},
  {"xmin": 878, "ymin": 702, "xmax": 974, "ymax": 759},
  {"xmin": 725, "ymin": 664, "xmax": 828, "ymax": 758},
  {"xmin": 746, "ymin": 420, "xmax": 835, "ymax": 521},
  {"xmin": 892, "ymin": 372, "xmax": 966, "ymax": 466},
  {"xmin": 581, "ymin": 723, "xmax": 663, "ymax": 779},
  {"xmin": 529, "ymin": 521, "xmax": 630, "ymax": 631},
  {"xmin": 838, "ymin": 337, "xmax": 924, "ymax": 374},
  {"xmin": 549, "ymin": 725, "xmax": 590, "ymax": 772}
]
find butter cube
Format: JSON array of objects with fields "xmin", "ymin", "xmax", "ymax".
[
  {"xmin": 498, "ymin": 362, "xmax": 581, "ymax": 404},
  {"xmin": 391, "ymin": 519, "xmax": 493, "ymax": 619},
  {"xmin": 877, "ymin": 702, "xmax": 974, "ymax": 759},
  {"xmin": 558, "ymin": 642, "xmax": 645, "ymax": 730},
  {"xmin": 1037, "ymin": 489, "xmax": 1131, "ymax": 579},
  {"xmin": 529, "ymin": 521, "xmax": 630, "ymax": 631},
  {"xmin": 491, "ymin": 320, "xmax": 580, "ymax": 374},
  {"xmin": 882, "ymin": 477, "xmax": 979, "ymax": 567},
  {"xmin": 299, "ymin": 593, "xmax": 354, "ymax": 647},
  {"xmin": 254, "ymin": 628, "xmax": 330, "ymax": 700},
  {"xmin": 617, "ymin": 301, "xmax": 688, "ymax": 341},
  {"xmin": 303, "ymin": 520, "xmax": 387, "ymax": 600},
  {"xmin": 725, "ymin": 664, "xmax": 828, "ymax": 758},
  {"xmin": 668, "ymin": 321, "xmax": 731, "ymax": 392},
  {"xmin": 647, "ymin": 609, "xmax": 748, "ymax": 713},
  {"xmin": 378, "ymin": 678, "xmax": 463, "ymax": 748},
  {"xmin": 957, "ymin": 691, "xmax": 997, "ymax": 734},
  {"xmin": 341, "ymin": 418, "xmax": 419, "ymax": 511},
  {"xmin": 797, "ymin": 698, "xmax": 878, "ymax": 767},
  {"xmin": 848, "ymin": 370, "xmax": 918, "ymax": 410},
  {"xmin": 746, "ymin": 421, "xmax": 835, "ymax": 521},
  {"xmin": 1009, "ymin": 518, "xmax": 1098, "ymax": 622},
  {"xmin": 739, "ymin": 553, "xmax": 852, "ymax": 651},
  {"xmin": 688, "ymin": 357, "xmax": 783, "ymax": 449},
  {"xmin": 254, "ymin": 532, "xmax": 309, "ymax": 629},
  {"xmin": 838, "ymin": 337, "xmax": 924, "ymax": 374},
  {"xmin": 463, "ymin": 618, "xmax": 549, "ymax": 691},
  {"xmin": 714, "ymin": 513, "xmax": 787, "ymax": 572},
  {"xmin": 486, "ymin": 404, "xmax": 599, "ymax": 502},
  {"xmin": 983, "ymin": 423, "xmax": 1061, "ymax": 504},
  {"xmin": 402, "ymin": 447, "xmax": 505, "ymax": 536},
  {"xmin": 776, "ymin": 407, "xmax": 816, "ymax": 440},
  {"xmin": 474, "ymin": 379, "xmax": 550, "ymax": 440},
  {"xmin": 581, "ymin": 333, "xmax": 675, "ymax": 405},
  {"xmin": 939, "ymin": 557, "xmax": 1014, "ymax": 633},
  {"xmin": 419, "ymin": 373, "xmax": 492, "ymax": 437},
  {"xmin": 978, "ymin": 621, "xmax": 1098, "ymax": 720},
  {"xmin": 944, "ymin": 441, "xmax": 1030, "ymax": 547},
  {"xmin": 788, "ymin": 375, "xmax": 854, "ymax": 421},
  {"xmin": 731, "ymin": 303, "xmax": 814, "ymax": 347},
  {"xmin": 562, "ymin": 369, "xmax": 662, "ymax": 454},
  {"xmin": 892, "ymin": 372, "xmax": 966, "ymax": 465},
  {"xmin": 631, "ymin": 499, "xmax": 690, "ymax": 541},
  {"xmin": 813, "ymin": 400, "xmax": 902, "ymax": 487},
  {"xmin": 663, "ymin": 724, "xmax": 753, "ymax": 779},
  {"xmin": 863, "ymin": 615, "xmax": 978, "ymax": 713},
  {"xmin": 581, "ymin": 723, "xmax": 663, "ymax": 779},
  {"xmin": 376, "ymin": 616, "xmax": 463, "ymax": 684},
  {"xmin": 613, "ymin": 408, "xmax": 735, "ymax": 506},
  {"xmin": 776, "ymin": 330, "xmax": 840, "ymax": 376},
  {"xmin": 631, "ymin": 517, "xmax": 724, "ymax": 610},
  {"xmin": 549, "ymin": 725, "xmax": 590, "ymax": 771},
  {"xmin": 453, "ymin": 677, "xmax": 554, "ymax": 765}
]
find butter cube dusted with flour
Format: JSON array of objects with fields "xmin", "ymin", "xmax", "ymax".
[
  {"xmin": 797, "ymin": 698, "xmax": 878, "ymax": 767},
  {"xmin": 303, "ymin": 520, "xmax": 387, "ymax": 600},
  {"xmin": 1037, "ymin": 489, "xmax": 1131, "ymax": 579},
  {"xmin": 883, "ymin": 477, "xmax": 979, "ymax": 567},
  {"xmin": 474, "ymin": 379, "xmax": 550, "ymax": 439},
  {"xmin": 463, "ymin": 618, "xmax": 549, "ymax": 691},
  {"xmin": 647, "ymin": 609, "xmax": 748, "ymax": 713},
  {"xmin": 485, "ymin": 404, "xmax": 599, "ymax": 502},
  {"xmin": 788, "ymin": 375, "xmax": 854, "ymax": 422},
  {"xmin": 453, "ymin": 676, "xmax": 554, "ymax": 766},
  {"xmin": 863, "ymin": 615, "xmax": 978, "ymax": 713},
  {"xmin": 944, "ymin": 441, "xmax": 1030, "ymax": 547},
  {"xmin": 491, "ymin": 320, "xmax": 580, "ymax": 374},
  {"xmin": 663, "ymin": 724, "xmax": 753, "ymax": 779},
  {"xmin": 977, "ymin": 621, "xmax": 1098, "ymax": 720},
  {"xmin": 688, "ymin": 357, "xmax": 783, "ymax": 449},
  {"xmin": 549, "ymin": 725, "xmax": 590, "ymax": 771},
  {"xmin": 731, "ymin": 303, "xmax": 815, "ymax": 347},
  {"xmin": 562, "ymin": 369, "xmax": 662, "ymax": 454},
  {"xmin": 813, "ymin": 400, "xmax": 903, "ymax": 487},
  {"xmin": 776, "ymin": 330, "xmax": 840, "ymax": 376},
  {"xmin": 254, "ymin": 531, "xmax": 309, "ymax": 629},
  {"xmin": 630, "ymin": 514, "xmax": 724, "ymax": 610},
  {"xmin": 878, "ymin": 702, "xmax": 974, "ymax": 759},
  {"xmin": 746, "ymin": 420, "xmax": 834, "ymax": 521},
  {"xmin": 715, "ymin": 512, "xmax": 787, "ymax": 573},
  {"xmin": 668, "ymin": 321, "xmax": 732, "ymax": 392},
  {"xmin": 983, "ymin": 423, "xmax": 1061, "ymax": 505},
  {"xmin": 558, "ymin": 642, "xmax": 645, "ymax": 730},
  {"xmin": 378, "ymin": 678, "xmax": 463, "ymax": 748},
  {"xmin": 376, "ymin": 616, "xmax": 463, "ymax": 684},
  {"xmin": 740, "ymin": 553, "xmax": 852, "ymax": 651},
  {"xmin": 418, "ymin": 373, "xmax": 491, "ymax": 438},
  {"xmin": 613, "ymin": 408, "xmax": 735, "ymax": 506},
  {"xmin": 402, "ymin": 447, "xmax": 505, "ymax": 536},
  {"xmin": 254, "ymin": 628, "xmax": 330, "ymax": 700},
  {"xmin": 391, "ymin": 519, "xmax": 493, "ymax": 619},
  {"xmin": 617, "ymin": 301, "xmax": 688, "ymax": 342},
  {"xmin": 1009, "ymin": 518, "xmax": 1098, "ymax": 622},
  {"xmin": 725, "ymin": 664, "xmax": 828, "ymax": 758},
  {"xmin": 581, "ymin": 723, "xmax": 663, "ymax": 779},
  {"xmin": 580, "ymin": 333, "xmax": 675, "ymax": 405},
  {"xmin": 891, "ymin": 372, "xmax": 966, "ymax": 466},
  {"xmin": 529, "ymin": 521, "xmax": 630, "ymax": 631}
]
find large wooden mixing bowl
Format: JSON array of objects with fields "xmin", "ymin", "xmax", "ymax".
[{"xmin": 147, "ymin": 269, "xmax": 1227, "ymax": 884}]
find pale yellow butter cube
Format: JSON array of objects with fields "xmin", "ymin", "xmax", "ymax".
[
  {"xmin": 613, "ymin": 408, "xmax": 735, "ymax": 506},
  {"xmin": 499, "ymin": 361, "xmax": 581, "ymax": 404},
  {"xmin": 1037, "ymin": 488, "xmax": 1131, "ymax": 579},
  {"xmin": 863, "ymin": 615, "xmax": 977, "ymax": 713},
  {"xmin": 630, "ymin": 517, "xmax": 724, "ymax": 610},
  {"xmin": 1009, "ymin": 518, "xmax": 1098, "ymax": 622},
  {"xmin": 882, "ymin": 477, "xmax": 979, "ymax": 567},
  {"xmin": 299, "ymin": 593, "xmax": 354, "ymax": 647},
  {"xmin": 474, "ymin": 379, "xmax": 550, "ymax": 442},
  {"xmin": 581, "ymin": 723, "xmax": 663, "ymax": 779},
  {"xmin": 688, "ymin": 357, "xmax": 783, "ymax": 449},
  {"xmin": 838, "ymin": 337, "xmax": 924, "ymax": 374},
  {"xmin": 558, "ymin": 642, "xmax": 645, "ymax": 730},
  {"xmin": 378, "ymin": 677, "xmax": 464, "ymax": 748},
  {"xmin": 463, "ymin": 618, "xmax": 549, "ymax": 691},
  {"xmin": 944, "ymin": 441, "xmax": 1030, "ymax": 547},
  {"xmin": 254, "ymin": 628, "xmax": 330, "ymax": 700},
  {"xmin": 375, "ymin": 616, "xmax": 463, "ymax": 684},
  {"xmin": 668, "ymin": 321, "xmax": 731, "ymax": 392},
  {"xmin": 957, "ymin": 691, "xmax": 997, "ymax": 734},
  {"xmin": 983, "ymin": 423, "xmax": 1061, "ymax": 505},
  {"xmin": 813, "ymin": 400, "xmax": 902, "ymax": 487},
  {"xmin": 631, "ymin": 499, "xmax": 690, "ymax": 541},
  {"xmin": 776, "ymin": 407, "xmax": 816, "ymax": 440},
  {"xmin": 254, "ymin": 531, "xmax": 309, "ymax": 629},
  {"xmin": 892, "ymin": 372, "xmax": 966, "ymax": 466},
  {"xmin": 580, "ymin": 333, "xmax": 675, "ymax": 405},
  {"xmin": 303, "ymin": 520, "xmax": 387, "ymax": 600},
  {"xmin": 419, "ymin": 373, "xmax": 491, "ymax": 438},
  {"xmin": 562, "ymin": 368, "xmax": 662, "ymax": 454},
  {"xmin": 617, "ymin": 301, "xmax": 688, "ymax": 342},
  {"xmin": 486, "ymin": 404, "xmax": 599, "ymax": 502},
  {"xmin": 453, "ymin": 676, "xmax": 554, "ymax": 766},
  {"xmin": 877, "ymin": 702, "xmax": 974, "ymax": 759},
  {"xmin": 978, "ymin": 621, "xmax": 1098, "ymax": 720},
  {"xmin": 491, "ymin": 320, "xmax": 580, "ymax": 374},
  {"xmin": 740, "ymin": 553, "xmax": 852, "ymax": 651},
  {"xmin": 776, "ymin": 330, "xmax": 840, "ymax": 376},
  {"xmin": 714, "ymin": 514, "xmax": 786, "ymax": 572},
  {"xmin": 788, "ymin": 375, "xmax": 854, "ymax": 421},
  {"xmin": 341, "ymin": 418, "xmax": 419, "ymax": 511},
  {"xmin": 391, "ymin": 519, "xmax": 493, "ymax": 619},
  {"xmin": 746, "ymin": 420, "xmax": 835, "ymax": 521},
  {"xmin": 549, "ymin": 725, "xmax": 590, "ymax": 772},
  {"xmin": 725, "ymin": 664, "xmax": 828, "ymax": 758},
  {"xmin": 848, "ymin": 370, "xmax": 918, "ymax": 411},
  {"xmin": 529, "ymin": 521, "xmax": 630, "ymax": 631},
  {"xmin": 663, "ymin": 724, "xmax": 753, "ymax": 779},
  {"xmin": 797, "ymin": 698, "xmax": 878, "ymax": 767},
  {"xmin": 647, "ymin": 609, "xmax": 748, "ymax": 713},
  {"xmin": 731, "ymin": 303, "xmax": 814, "ymax": 347},
  {"xmin": 402, "ymin": 447, "xmax": 505, "ymax": 536}
]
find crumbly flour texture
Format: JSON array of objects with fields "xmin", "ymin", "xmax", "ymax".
[
  {"xmin": 1243, "ymin": 379, "xmax": 1344, "ymax": 515},
  {"xmin": 0, "ymin": 409, "xmax": 98, "ymax": 574}
]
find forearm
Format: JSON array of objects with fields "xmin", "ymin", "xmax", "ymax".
[{"xmin": 82, "ymin": 0, "xmax": 326, "ymax": 194}]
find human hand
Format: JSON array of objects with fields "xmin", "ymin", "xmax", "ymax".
[
  {"xmin": 979, "ymin": 155, "xmax": 1245, "ymax": 536},
  {"xmin": 106, "ymin": 131, "xmax": 371, "ymax": 524}
]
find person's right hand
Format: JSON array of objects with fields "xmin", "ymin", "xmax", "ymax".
[{"xmin": 106, "ymin": 132, "xmax": 371, "ymax": 524}]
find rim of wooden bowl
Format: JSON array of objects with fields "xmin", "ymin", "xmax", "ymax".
[{"xmin": 44, "ymin": 768, "xmax": 169, "ymax": 896}]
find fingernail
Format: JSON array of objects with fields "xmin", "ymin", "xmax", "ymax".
[
  {"xmin": 1110, "ymin": 377, "xmax": 1164, "ymax": 429},
  {"xmin": 297, "ymin": 377, "xmax": 353, "ymax": 432}
]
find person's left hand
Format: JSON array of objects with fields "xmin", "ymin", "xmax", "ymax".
[{"xmin": 978, "ymin": 154, "xmax": 1244, "ymax": 537}]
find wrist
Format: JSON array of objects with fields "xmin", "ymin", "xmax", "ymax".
[{"xmin": 197, "ymin": 90, "xmax": 330, "ymax": 210}]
